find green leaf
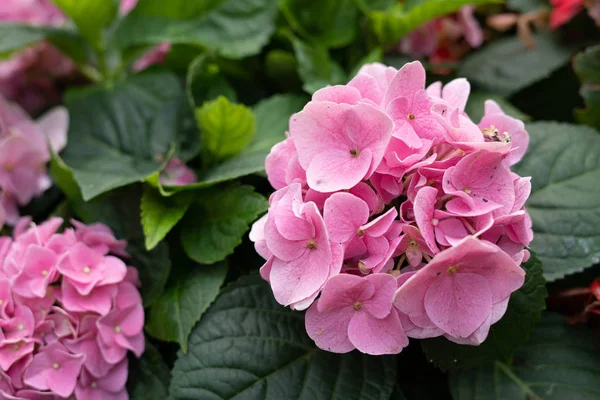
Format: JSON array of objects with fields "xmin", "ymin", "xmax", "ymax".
[
  {"xmin": 61, "ymin": 72, "xmax": 192, "ymax": 200},
  {"xmin": 459, "ymin": 33, "xmax": 572, "ymax": 97},
  {"xmin": 0, "ymin": 23, "xmax": 88, "ymax": 65},
  {"xmin": 449, "ymin": 312, "xmax": 600, "ymax": 400},
  {"xmin": 512, "ymin": 122, "xmax": 600, "ymax": 281},
  {"xmin": 196, "ymin": 96, "xmax": 256, "ymax": 163},
  {"xmin": 280, "ymin": 0, "xmax": 360, "ymax": 48},
  {"xmin": 370, "ymin": 0, "xmax": 502, "ymax": 48},
  {"xmin": 181, "ymin": 185, "xmax": 268, "ymax": 264},
  {"xmin": 169, "ymin": 274, "xmax": 397, "ymax": 400},
  {"xmin": 574, "ymin": 45, "xmax": 600, "ymax": 130},
  {"xmin": 186, "ymin": 54, "xmax": 236, "ymax": 108},
  {"xmin": 150, "ymin": 94, "xmax": 307, "ymax": 193},
  {"xmin": 465, "ymin": 92, "xmax": 531, "ymax": 122},
  {"xmin": 292, "ymin": 38, "xmax": 347, "ymax": 94},
  {"xmin": 52, "ymin": 0, "xmax": 118, "ymax": 51},
  {"xmin": 506, "ymin": 0, "xmax": 547, "ymax": 12},
  {"xmin": 115, "ymin": 0, "xmax": 278, "ymax": 59},
  {"xmin": 349, "ymin": 47, "xmax": 383, "ymax": 78},
  {"xmin": 355, "ymin": 0, "xmax": 396, "ymax": 12},
  {"xmin": 141, "ymin": 186, "xmax": 193, "ymax": 250},
  {"xmin": 145, "ymin": 261, "xmax": 227, "ymax": 352},
  {"xmin": 127, "ymin": 341, "xmax": 171, "ymax": 400},
  {"xmin": 421, "ymin": 252, "xmax": 547, "ymax": 371}
]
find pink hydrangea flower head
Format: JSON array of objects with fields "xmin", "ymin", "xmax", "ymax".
[
  {"xmin": 260, "ymin": 61, "xmax": 533, "ymax": 354},
  {"xmin": 0, "ymin": 218, "xmax": 143, "ymax": 397}
]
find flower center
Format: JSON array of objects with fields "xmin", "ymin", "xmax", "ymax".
[
  {"xmin": 407, "ymin": 113, "xmax": 416, "ymax": 120},
  {"xmin": 114, "ymin": 325, "xmax": 121, "ymax": 333},
  {"xmin": 82, "ymin": 266, "xmax": 91, "ymax": 274},
  {"xmin": 17, "ymin": 323, "xmax": 24, "ymax": 331},
  {"xmin": 357, "ymin": 228, "xmax": 365, "ymax": 238},
  {"xmin": 41, "ymin": 270, "xmax": 48, "ymax": 277},
  {"xmin": 447, "ymin": 266, "xmax": 458, "ymax": 274},
  {"xmin": 349, "ymin": 149, "xmax": 359, "ymax": 157},
  {"xmin": 52, "ymin": 363, "xmax": 60, "ymax": 370},
  {"xmin": 353, "ymin": 301, "xmax": 362, "ymax": 311},
  {"xmin": 357, "ymin": 261, "xmax": 368, "ymax": 274},
  {"xmin": 4, "ymin": 163, "xmax": 13, "ymax": 172},
  {"xmin": 463, "ymin": 188, "xmax": 471, "ymax": 194},
  {"xmin": 306, "ymin": 239, "xmax": 317, "ymax": 250},
  {"xmin": 431, "ymin": 218, "xmax": 439, "ymax": 226},
  {"xmin": 91, "ymin": 382, "xmax": 98, "ymax": 389}
]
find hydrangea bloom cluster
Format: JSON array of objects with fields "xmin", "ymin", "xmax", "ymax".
[
  {"xmin": 0, "ymin": 94, "xmax": 67, "ymax": 229},
  {"xmin": 159, "ymin": 158, "xmax": 197, "ymax": 186},
  {"xmin": 251, "ymin": 61, "xmax": 532, "ymax": 355},
  {"xmin": 0, "ymin": 217, "xmax": 143, "ymax": 399}
]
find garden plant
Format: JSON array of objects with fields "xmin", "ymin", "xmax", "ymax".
[{"xmin": 0, "ymin": 0, "xmax": 599, "ymax": 399}]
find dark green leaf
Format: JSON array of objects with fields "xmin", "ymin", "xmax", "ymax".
[
  {"xmin": 150, "ymin": 94, "xmax": 307, "ymax": 193},
  {"xmin": 370, "ymin": 0, "xmax": 502, "ymax": 49},
  {"xmin": 181, "ymin": 185, "xmax": 267, "ymax": 264},
  {"xmin": 196, "ymin": 96, "xmax": 256, "ymax": 163},
  {"xmin": 186, "ymin": 54, "xmax": 236, "ymax": 108},
  {"xmin": 421, "ymin": 252, "xmax": 547, "ymax": 371},
  {"xmin": 449, "ymin": 312, "xmax": 600, "ymax": 400},
  {"xmin": 52, "ymin": 0, "xmax": 118, "ymax": 51},
  {"xmin": 355, "ymin": 0, "xmax": 396, "ymax": 12},
  {"xmin": 169, "ymin": 274, "xmax": 397, "ymax": 400},
  {"xmin": 0, "ymin": 23, "xmax": 88, "ymax": 65},
  {"xmin": 141, "ymin": 186, "xmax": 193, "ymax": 250},
  {"xmin": 127, "ymin": 341, "xmax": 171, "ymax": 400},
  {"xmin": 61, "ymin": 72, "xmax": 191, "ymax": 200},
  {"xmin": 574, "ymin": 45, "xmax": 600, "ymax": 130},
  {"xmin": 507, "ymin": 0, "xmax": 547, "ymax": 12},
  {"xmin": 459, "ymin": 33, "xmax": 572, "ymax": 97},
  {"xmin": 145, "ymin": 261, "xmax": 227, "ymax": 352},
  {"xmin": 465, "ymin": 92, "xmax": 531, "ymax": 122},
  {"xmin": 349, "ymin": 48, "xmax": 383, "ymax": 78},
  {"xmin": 292, "ymin": 38, "xmax": 347, "ymax": 94},
  {"xmin": 280, "ymin": 0, "xmax": 360, "ymax": 48},
  {"xmin": 512, "ymin": 122, "xmax": 600, "ymax": 281},
  {"xmin": 115, "ymin": 0, "xmax": 278, "ymax": 59}
]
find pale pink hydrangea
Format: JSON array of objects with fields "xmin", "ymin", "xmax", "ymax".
[
  {"xmin": 0, "ymin": 94, "xmax": 68, "ymax": 229},
  {"xmin": 251, "ymin": 60, "xmax": 534, "ymax": 355},
  {"xmin": 0, "ymin": 217, "xmax": 143, "ymax": 399}
]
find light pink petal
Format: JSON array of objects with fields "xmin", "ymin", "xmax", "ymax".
[
  {"xmin": 384, "ymin": 61, "xmax": 426, "ymax": 106},
  {"xmin": 305, "ymin": 301, "xmax": 354, "ymax": 353},
  {"xmin": 362, "ymin": 207, "xmax": 397, "ymax": 237},
  {"xmin": 442, "ymin": 78, "xmax": 470, "ymax": 112},
  {"xmin": 316, "ymin": 274, "xmax": 373, "ymax": 312},
  {"xmin": 312, "ymin": 85, "xmax": 362, "ymax": 104},
  {"xmin": 426, "ymin": 81, "xmax": 442, "ymax": 98},
  {"xmin": 347, "ymin": 310, "xmax": 408, "ymax": 355},
  {"xmin": 363, "ymin": 273, "xmax": 397, "ymax": 318},
  {"xmin": 424, "ymin": 272, "xmax": 492, "ymax": 338},
  {"xmin": 323, "ymin": 192, "xmax": 369, "ymax": 244},
  {"xmin": 306, "ymin": 148, "xmax": 373, "ymax": 192},
  {"xmin": 414, "ymin": 186, "xmax": 440, "ymax": 253},
  {"xmin": 36, "ymin": 106, "xmax": 68, "ymax": 153}
]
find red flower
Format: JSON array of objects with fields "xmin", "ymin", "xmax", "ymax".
[{"xmin": 549, "ymin": 0, "xmax": 584, "ymax": 28}]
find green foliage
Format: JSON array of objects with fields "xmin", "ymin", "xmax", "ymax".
[
  {"xmin": 169, "ymin": 274, "xmax": 397, "ymax": 400},
  {"xmin": 52, "ymin": 0, "xmax": 118, "ymax": 51},
  {"xmin": 421, "ymin": 253, "xmax": 547, "ymax": 371},
  {"xmin": 145, "ymin": 261, "xmax": 227, "ymax": 352},
  {"xmin": 512, "ymin": 122, "xmax": 600, "ymax": 281},
  {"xmin": 574, "ymin": 45, "xmax": 600, "ymax": 130},
  {"xmin": 61, "ymin": 72, "xmax": 196, "ymax": 200},
  {"xmin": 141, "ymin": 186, "xmax": 193, "ymax": 250},
  {"xmin": 0, "ymin": 23, "xmax": 88, "ymax": 65},
  {"xmin": 449, "ymin": 312, "xmax": 600, "ymax": 399},
  {"xmin": 369, "ymin": 0, "xmax": 502, "ymax": 49},
  {"xmin": 114, "ymin": 0, "xmax": 278, "ymax": 59},
  {"xmin": 459, "ymin": 33, "xmax": 572, "ymax": 96},
  {"xmin": 127, "ymin": 341, "xmax": 171, "ymax": 400},
  {"xmin": 292, "ymin": 38, "xmax": 347, "ymax": 94},
  {"xmin": 196, "ymin": 96, "xmax": 256, "ymax": 163},
  {"xmin": 280, "ymin": 0, "xmax": 361, "ymax": 48},
  {"xmin": 181, "ymin": 185, "xmax": 268, "ymax": 264},
  {"xmin": 186, "ymin": 54, "xmax": 236, "ymax": 108}
]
